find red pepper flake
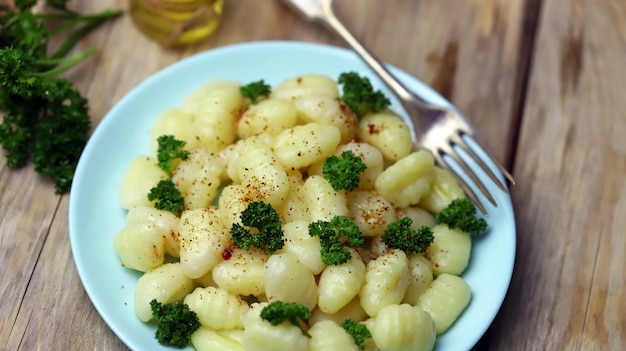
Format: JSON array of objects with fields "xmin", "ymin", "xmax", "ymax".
[
  {"xmin": 222, "ymin": 243, "xmax": 235, "ymax": 260},
  {"xmin": 368, "ymin": 123, "xmax": 380, "ymax": 134}
]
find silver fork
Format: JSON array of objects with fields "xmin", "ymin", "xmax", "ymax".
[{"xmin": 282, "ymin": 0, "xmax": 515, "ymax": 215}]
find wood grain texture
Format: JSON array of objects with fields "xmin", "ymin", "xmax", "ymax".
[
  {"xmin": 488, "ymin": 0, "xmax": 626, "ymax": 349},
  {"xmin": 0, "ymin": 166, "xmax": 59, "ymax": 348},
  {"xmin": 6, "ymin": 196, "xmax": 127, "ymax": 351}
]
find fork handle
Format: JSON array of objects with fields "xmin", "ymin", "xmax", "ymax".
[{"xmin": 316, "ymin": 0, "xmax": 425, "ymax": 105}]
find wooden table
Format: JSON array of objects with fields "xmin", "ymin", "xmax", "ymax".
[{"xmin": 2, "ymin": 0, "xmax": 625, "ymax": 350}]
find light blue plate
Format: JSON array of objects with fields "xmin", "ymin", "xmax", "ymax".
[{"xmin": 69, "ymin": 41, "xmax": 516, "ymax": 351}]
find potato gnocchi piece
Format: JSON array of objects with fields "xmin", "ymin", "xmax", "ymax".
[
  {"xmin": 225, "ymin": 133, "xmax": 274, "ymax": 183},
  {"xmin": 418, "ymin": 167, "xmax": 466, "ymax": 214},
  {"xmin": 309, "ymin": 320, "xmax": 360, "ymax": 351},
  {"xmin": 119, "ymin": 156, "xmax": 167, "ymax": 210},
  {"xmin": 181, "ymin": 80, "xmax": 239, "ymax": 115},
  {"xmin": 304, "ymin": 175, "xmax": 350, "ymax": 222},
  {"xmin": 293, "ymin": 95, "xmax": 358, "ymax": 143},
  {"xmin": 112, "ymin": 221, "xmax": 165, "ymax": 272},
  {"xmin": 265, "ymin": 253, "xmax": 318, "ymax": 310},
  {"xmin": 317, "ymin": 248, "xmax": 366, "ymax": 314},
  {"xmin": 125, "ymin": 206, "xmax": 181, "ymax": 258},
  {"xmin": 231, "ymin": 135, "xmax": 291, "ymax": 207},
  {"xmin": 149, "ymin": 108, "xmax": 195, "ymax": 155},
  {"xmin": 218, "ymin": 329, "xmax": 245, "ymax": 345},
  {"xmin": 134, "ymin": 262, "xmax": 194, "ymax": 322},
  {"xmin": 416, "ymin": 273, "xmax": 471, "ymax": 335},
  {"xmin": 217, "ymin": 184, "xmax": 254, "ymax": 230},
  {"xmin": 212, "ymin": 248, "xmax": 268, "ymax": 297},
  {"xmin": 238, "ymin": 98, "xmax": 298, "ymax": 138},
  {"xmin": 182, "ymin": 81, "xmax": 244, "ymax": 151},
  {"xmin": 184, "ymin": 286, "xmax": 249, "ymax": 329},
  {"xmin": 242, "ymin": 302, "xmax": 310, "ymax": 351},
  {"xmin": 271, "ymin": 74, "xmax": 339, "ymax": 101},
  {"xmin": 309, "ymin": 296, "xmax": 368, "ymax": 327},
  {"xmin": 359, "ymin": 250, "xmax": 412, "ymax": 317},
  {"xmin": 371, "ymin": 303, "xmax": 436, "ymax": 351},
  {"xmin": 179, "ymin": 207, "xmax": 230, "ymax": 279},
  {"xmin": 172, "ymin": 148, "xmax": 223, "ymax": 210},
  {"xmin": 402, "ymin": 254, "xmax": 434, "ymax": 305},
  {"xmin": 273, "ymin": 123, "xmax": 341, "ymax": 170},
  {"xmin": 375, "ymin": 150, "xmax": 435, "ymax": 208},
  {"xmin": 279, "ymin": 220, "xmax": 324, "ymax": 275},
  {"xmin": 426, "ymin": 224, "xmax": 472, "ymax": 276},
  {"xmin": 347, "ymin": 191, "xmax": 397, "ymax": 237},
  {"xmin": 357, "ymin": 112, "xmax": 412, "ymax": 161},
  {"xmin": 191, "ymin": 114, "xmax": 238, "ymax": 152},
  {"xmin": 191, "ymin": 327, "xmax": 245, "ymax": 351},
  {"xmin": 277, "ymin": 172, "xmax": 311, "ymax": 223}
]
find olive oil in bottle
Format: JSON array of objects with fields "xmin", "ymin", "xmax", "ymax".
[{"xmin": 129, "ymin": 0, "xmax": 224, "ymax": 47}]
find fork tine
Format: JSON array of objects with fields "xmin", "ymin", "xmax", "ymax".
[
  {"xmin": 446, "ymin": 149, "xmax": 498, "ymax": 207},
  {"xmin": 431, "ymin": 150, "xmax": 490, "ymax": 216},
  {"xmin": 472, "ymin": 136, "xmax": 516, "ymax": 186},
  {"xmin": 451, "ymin": 133, "xmax": 510, "ymax": 193},
  {"xmin": 455, "ymin": 122, "xmax": 516, "ymax": 187}
]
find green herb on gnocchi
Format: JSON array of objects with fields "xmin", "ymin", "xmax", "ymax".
[
  {"xmin": 240, "ymin": 79, "xmax": 272, "ymax": 104},
  {"xmin": 260, "ymin": 301, "xmax": 312, "ymax": 337},
  {"xmin": 114, "ymin": 73, "xmax": 488, "ymax": 351},
  {"xmin": 308, "ymin": 215, "xmax": 365, "ymax": 265},
  {"xmin": 338, "ymin": 71, "xmax": 391, "ymax": 119},
  {"xmin": 381, "ymin": 217, "xmax": 434, "ymax": 255},
  {"xmin": 436, "ymin": 198, "xmax": 488, "ymax": 236},
  {"xmin": 156, "ymin": 134, "xmax": 190, "ymax": 174},
  {"xmin": 231, "ymin": 201, "xmax": 285, "ymax": 255},
  {"xmin": 147, "ymin": 179, "xmax": 185, "ymax": 214},
  {"xmin": 322, "ymin": 150, "xmax": 367, "ymax": 191},
  {"xmin": 150, "ymin": 299, "xmax": 200, "ymax": 348},
  {"xmin": 341, "ymin": 318, "xmax": 372, "ymax": 350}
]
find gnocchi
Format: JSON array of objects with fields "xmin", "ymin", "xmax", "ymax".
[
  {"xmin": 317, "ymin": 248, "xmax": 366, "ymax": 314},
  {"xmin": 184, "ymin": 286, "xmax": 249, "ymax": 329},
  {"xmin": 357, "ymin": 112, "xmax": 412, "ymax": 161},
  {"xmin": 359, "ymin": 250, "xmax": 412, "ymax": 317},
  {"xmin": 179, "ymin": 207, "xmax": 230, "ymax": 279},
  {"xmin": 113, "ymin": 73, "xmax": 486, "ymax": 351},
  {"xmin": 371, "ymin": 303, "xmax": 436, "ymax": 351},
  {"xmin": 416, "ymin": 273, "xmax": 471, "ymax": 335}
]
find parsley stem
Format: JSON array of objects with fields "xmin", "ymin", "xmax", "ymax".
[
  {"xmin": 30, "ymin": 48, "xmax": 96, "ymax": 78},
  {"xmin": 50, "ymin": 9, "xmax": 123, "ymax": 59}
]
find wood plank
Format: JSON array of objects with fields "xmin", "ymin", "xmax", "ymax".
[
  {"xmin": 488, "ymin": 0, "xmax": 626, "ymax": 349},
  {"xmin": 7, "ymin": 196, "xmax": 127, "ymax": 350},
  {"xmin": 0, "ymin": 165, "xmax": 59, "ymax": 348}
]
